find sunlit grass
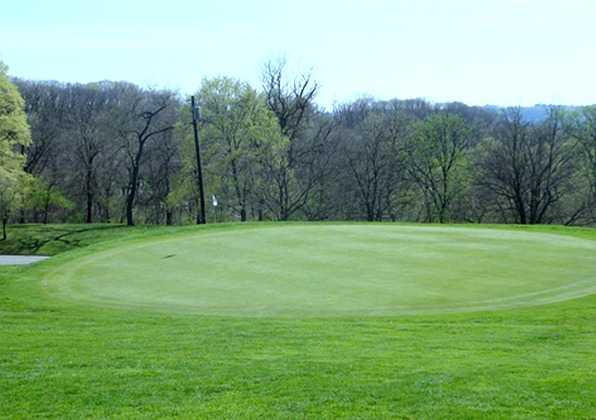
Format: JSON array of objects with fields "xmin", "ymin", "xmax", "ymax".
[{"xmin": 1, "ymin": 223, "xmax": 595, "ymax": 418}]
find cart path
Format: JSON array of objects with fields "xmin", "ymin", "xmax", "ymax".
[{"xmin": 0, "ymin": 255, "xmax": 49, "ymax": 265}]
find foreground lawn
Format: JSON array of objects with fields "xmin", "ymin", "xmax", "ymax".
[{"xmin": 1, "ymin": 223, "xmax": 595, "ymax": 418}]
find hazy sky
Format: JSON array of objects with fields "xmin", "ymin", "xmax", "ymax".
[{"xmin": 2, "ymin": 0, "xmax": 596, "ymax": 109}]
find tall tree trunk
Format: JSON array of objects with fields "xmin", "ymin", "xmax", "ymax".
[
  {"xmin": 230, "ymin": 158, "xmax": 247, "ymax": 222},
  {"xmin": 2, "ymin": 218, "xmax": 7, "ymax": 241},
  {"xmin": 514, "ymin": 196, "xmax": 527, "ymax": 224},
  {"xmin": 438, "ymin": 200, "xmax": 447, "ymax": 224},
  {"xmin": 104, "ymin": 203, "xmax": 111, "ymax": 223},
  {"xmin": 86, "ymin": 192, "xmax": 93, "ymax": 223},
  {"xmin": 258, "ymin": 199, "xmax": 264, "ymax": 221},
  {"xmin": 366, "ymin": 205, "xmax": 374, "ymax": 222},
  {"xmin": 85, "ymin": 166, "xmax": 93, "ymax": 223},
  {"xmin": 126, "ymin": 164, "xmax": 139, "ymax": 226},
  {"xmin": 126, "ymin": 186, "xmax": 136, "ymax": 226},
  {"xmin": 43, "ymin": 198, "xmax": 50, "ymax": 224},
  {"xmin": 126, "ymin": 198, "xmax": 135, "ymax": 226}
]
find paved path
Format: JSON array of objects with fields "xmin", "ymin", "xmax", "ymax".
[{"xmin": 0, "ymin": 255, "xmax": 49, "ymax": 265}]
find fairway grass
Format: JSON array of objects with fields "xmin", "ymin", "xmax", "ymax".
[{"xmin": 1, "ymin": 223, "xmax": 596, "ymax": 418}]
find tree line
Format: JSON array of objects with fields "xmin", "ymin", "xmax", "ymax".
[{"xmin": 1, "ymin": 60, "xmax": 595, "ymax": 233}]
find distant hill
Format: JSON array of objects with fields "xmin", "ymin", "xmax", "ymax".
[{"xmin": 481, "ymin": 104, "xmax": 584, "ymax": 122}]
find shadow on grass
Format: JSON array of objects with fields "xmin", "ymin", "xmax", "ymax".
[{"xmin": 0, "ymin": 224, "xmax": 130, "ymax": 256}]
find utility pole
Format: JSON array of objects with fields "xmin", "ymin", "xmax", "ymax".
[{"xmin": 191, "ymin": 95, "xmax": 207, "ymax": 224}]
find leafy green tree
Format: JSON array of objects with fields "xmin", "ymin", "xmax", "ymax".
[
  {"xmin": 0, "ymin": 62, "xmax": 31, "ymax": 239},
  {"xmin": 406, "ymin": 113, "xmax": 472, "ymax": 223},
  {"xmin": 197, "ymin": 77, "xmax": 286, "ymax": 221},
  {"xmin": 22, "ymin": 177, "xmax": 71, "ymax": 224}
]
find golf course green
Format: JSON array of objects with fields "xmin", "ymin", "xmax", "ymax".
[
  {"xmin": 2, "ymin": 223, "xmax": 596, "ymax": 418},
  {"xmin": 45, "ymin": 225, "xmax": 596, "ymax": 316}
]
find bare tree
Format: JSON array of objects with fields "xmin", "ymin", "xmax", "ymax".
[
  {"xmin": 143, "ymin": 129, "xmax": 180, "ymax": 225},
  {"xmin": 570, "ymin": 106, "xmax": 596, "ymax": 224},
  {"xmin": 118, "ymin": 88, "xmax": 178, "ymax": 226},
  {"xmin": 261, "ymin": 59, "xmax": 334, "ymax": 220},
  {"xmin": 65, "ymin": 83, "xmax": 119, "ymax": 223},
  {"xmin": 336, "ymin": 100, "xmax": 406, "ymax": 221},
  {"xmin": 478, "ymin": 108, "xmax": 577, "ymax": 224},
  {"xmin": 14, "ymin": 80, "xmax": 68, "ymax": 176}
]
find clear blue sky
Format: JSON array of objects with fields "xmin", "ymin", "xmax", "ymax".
[{"xmin": 2, "ymin": 0, "xmax": 596, "ymax": 109}]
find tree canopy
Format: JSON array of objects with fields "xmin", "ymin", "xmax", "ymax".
[
  {"xmin": 5, "ymin": 61, "xmax": 596, "ymax": 227},
  {"xmin": 0, "ymin": 62, "xmax": 32, "ymax": 238}
]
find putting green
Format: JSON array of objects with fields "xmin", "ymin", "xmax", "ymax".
[{"xmin": 44, "ymin": 225, "xmax": 596, "ymax": 316}]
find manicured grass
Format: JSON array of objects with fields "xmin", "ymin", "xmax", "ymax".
[
  {"xmin": 1, "ymin": 223, "xmax": 596, "ymax": 418},
  {"xmin": 42, "ymin": 224, "xmax": 596, "ymax": 316}
]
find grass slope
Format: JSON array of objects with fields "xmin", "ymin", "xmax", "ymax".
[{"xmin": 1, "ymin": 223, "xmax": 595, "ymax": 418}]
